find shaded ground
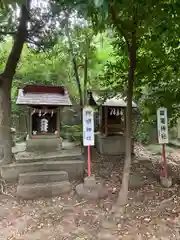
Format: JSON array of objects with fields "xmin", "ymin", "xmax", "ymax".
[{"xmin": 1, "ymin": 143, "xmax": 180, "ymax": 239}]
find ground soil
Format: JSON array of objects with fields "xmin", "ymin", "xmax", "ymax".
[{"xmin": 1, "ymin": 143, "xmax": 180, "ymax": 240}]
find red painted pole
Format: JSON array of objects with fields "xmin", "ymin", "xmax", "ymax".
[
  {"xmin": 162, "ymin": 143, "xmax": 167, "ymax": 177},
  {"xmin": 87, "ymin": 145, "xmax": 91, "ymax": 177}
]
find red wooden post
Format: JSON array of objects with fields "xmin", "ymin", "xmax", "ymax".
[
  {"xmin": 88, "ymin": 145, "xmax": 91, "ymax": 177},
  {"xmin": 162, "ymin": 143, "xmax": 167, "ymax": 177}
]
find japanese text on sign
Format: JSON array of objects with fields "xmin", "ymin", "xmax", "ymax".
[
  {"xmin": 109, "ymin": 107, "xmax": 122, "ymax": 116},
  {"xmin": 157, "ymin": 107, "xmax": 168, "ymax": 144},
  {"xmin": 83, "ymin": 106, "xmax": 94, "ymax": 146}
]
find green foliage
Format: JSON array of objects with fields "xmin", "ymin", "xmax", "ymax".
[
  {"xmin": 1, "ymin": 0, "xmax": 180, "ymax": 140},
  {"xmin": 89, "ymin": 0, "xmax": 180, "ymax": 127},
  {"xmin": 0, "ymin": 0, "xmax": 24, "ymax": 9},
  {"xmin": 94, "ymin": 0, "xmax": 105, "ymax": 8},
  {"xmin": 61, "ymin": 124, "xmax": 82, "ymax": 142},
  {"xmin": 0, "ymin": 26, "xmax": 114, "ymax": 114},
  {"xmin": 135, "ymin": 120, "xmax": 155, "ymax": 144}
]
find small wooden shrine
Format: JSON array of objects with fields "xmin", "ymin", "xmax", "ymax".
[
  {"xmin": 16, "ymin": 85, "xmax": 72, "ymax": 152},
  {"xmin": 88, "ymin": 93, "xmax": 137, "ymax": 155},
  {"xmin": 99, "ymin": 104, "xmax": 125, "ymax": 136}
]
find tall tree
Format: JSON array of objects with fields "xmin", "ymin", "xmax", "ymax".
[
  {"xmin": 0, "ymin": 0, "xmax": 63, "ymax": 165},
  {"xmin": 53, "ymin": 0, "xmax": 148, "ymax": 206},
  {"xmin": 0, "ymin": 1, "xmax": 30, "ymax": 165},
  {"xmin": 108, "ymin": 0, "xmax": 137, "ymax": 208},
  {"xmin": 92, "ymin": 0, "xmax": 178, "ymax": 209}
]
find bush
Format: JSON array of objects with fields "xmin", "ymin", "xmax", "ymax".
[
  {"xmin": 61, "ymin": 124, "xmax": 82, "ymax": 142},
  {"xmin": 135, "ymin": 120, "xmax": 156, "ymax": 144}
]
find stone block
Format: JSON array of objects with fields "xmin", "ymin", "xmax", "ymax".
[
  {"xmin": 84, "ymin": 176, "xmax": 97, "ymax": 188},
  {"xmin": 160, "ymin": 176, "xmax": 172, "ymax": 188},
  {"xmin": 1, "ymin": 160, "xmax": 84, "ymax": 182},
  {"xmin": 26, "ymin": 138, "xmax": 62, "ymax": 152},
  {"xmin": 15, "ymin": 151, "xmax": 82, "ymax": 163},
  {"xmin": 95, "ymin": 132, "xmax": 134, "ymax": 156},
  {"xmin": 19, "ymin": 171, "xmax": 68, "ymax": 185},
  {"xmin": 76, "ymin": 179, "xmax": 108, "ymax": 200},
  {"xmin": 17, "ymin": 181, "xmax": 71, "ymax": 199}
]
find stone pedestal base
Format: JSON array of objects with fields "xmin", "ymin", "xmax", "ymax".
[
  {"xmin": 76, "ymin": 176, "xmax": 108, "ymax": 200},
  {"xmin": 160, "ymin": 176, "xmax": 172, "ymax": 188},
  {"xmin": 26, "ymin": 138, "xmax": 62, "ymax": 152},
  {"xmin": 17, "ymin": 181, "xmax": 72, "ymax": 199},
  {"xmin": 95, "ymin": 132, "xmax": 134, "ymax": 155}
]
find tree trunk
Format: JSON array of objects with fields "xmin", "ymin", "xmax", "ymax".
[
  {"xmin": 83, "ymin": 36, "xmax": 90, "ymax": 106},
  {"xmin": 116, "ymin": 30, "xmax": 136, "ymax": 207},
  {"xmin": 0, "ymin": 80, "xmax": 12, "ymax": 164},
  {"xmin": 83, "ymin": 54, "xmax": 88, "ymax": 105},
  {"xmin": 0, "ymin": 1, "xmax": 30, "ymax": 165},
  {"xmin": 71, "ymin": 55, "xmax": 83, "ymax": 107},
  {"xmin": 65, "ymin": 23, "xmax": 83, "ymax": 108},
  {"xmin": 65, "ymin": 21, "xmax": 85, "ymax": 154}
]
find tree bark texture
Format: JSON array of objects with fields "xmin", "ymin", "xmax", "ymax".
[
  {"xmin": 0, "ymin": 1, "xmax": 30, "ymax": 165},
  {"xmin": 117, "ymin": 29, "xmax": 136, "ymax": 206},
  {"xmin": 83, "ymin": 54, "xmax": 88, "ymax": 106},
  {"xmin": 65, "ymin": 21, "xmax": 85, "ymax": 153},
  {"xmin": 65, "ymin": 23, "xmax": 83, "ymax": 108}
]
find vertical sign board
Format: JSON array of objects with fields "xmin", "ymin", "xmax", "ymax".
[
  {"xmin": 83, "ymin": 106, "xmax": 94, "ymax": 146},
  {"xmin": 83, "ymin": 106, "xmax": 94, "ymax": 177},
  {"xmin": 157, "ymin": 107, "xmax": 169, "ymax": 144}
]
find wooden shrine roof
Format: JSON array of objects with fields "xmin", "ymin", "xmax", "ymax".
[
  {"xmin": 91, "ymin": 92, "xmax": 137, "ymax": 108},
  {"xmin": 23, "ymin": 85, "xmax": 65, "ymax": 94},
  {"xmin": 16, "ymin": 85, "xmax": 72, "ymax": 106}
]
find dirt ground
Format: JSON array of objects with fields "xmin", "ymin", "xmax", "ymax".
[{"xmin": 1, "ymin": 144, "xmax": 180, "ymax": 240}]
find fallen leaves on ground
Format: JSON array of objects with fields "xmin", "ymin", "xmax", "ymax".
[{"xmin": 1, "ymin": 143, "xmax": 180, "ymax": 239}]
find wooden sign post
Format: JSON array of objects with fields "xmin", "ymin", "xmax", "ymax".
[
  {"xmin": 83, "ymin": 106, "xmax": 94, "ymax": 177},
  {"xmin": 157, "ymin": 107, "xmax": 168, "ymax": 178}
]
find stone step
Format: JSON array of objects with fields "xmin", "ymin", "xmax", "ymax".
[
  {"xmin": 1, "ymin": 160, "xmax": 84, "ymax": 182},
  {"xmin": 19, "ymin": 171, "xmax": 68, "ymax": 185},
  {"xmin": 15, "ymin": 151, "xmax": 82, "ymax": 163},
  {"xmin": 17, "ymin": 181, "xmax": 71, "ymax": 199}
]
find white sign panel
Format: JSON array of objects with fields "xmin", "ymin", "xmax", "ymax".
[
  {"xmin": 157, "ymin": 107, "xmax": 168, "ymax": 144},
  {"xmin": 83, "ymin": 106, "xmax": 94, "ymax": 146}
]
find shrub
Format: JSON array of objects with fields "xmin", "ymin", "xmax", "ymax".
[
  {"xmin": 61, "ymin": 124, "xmax": 82, "ymax": 142},
  {"xmin": 135, "ymin": 120, "xmax": 156, "ymax": 144}
]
